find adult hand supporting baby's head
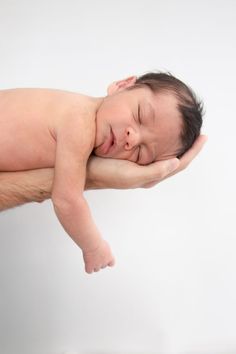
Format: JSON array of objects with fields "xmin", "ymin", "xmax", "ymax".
[
  {"xmin": 141, "ymin": 134, "xmax": 208, "ymax": 188},
  {"xmin": 0, "ymin": 135, "xmax": 207, "ymax": 211},
  {"xmin": 86, "ymin": 135, "xmax": 207, "ymax": 190}
]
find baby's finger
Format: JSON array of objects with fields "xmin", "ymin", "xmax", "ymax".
[
  {"xmin": 85, "ymin": 264, "xmax": 94, "ymax": 274},
  {"xmin": 108, "ymin": 259, "xmax": 115, "ymax": 267},
  {"xmin": 85, "ymin": 268, "xmax": 93, "ymax": 274}
]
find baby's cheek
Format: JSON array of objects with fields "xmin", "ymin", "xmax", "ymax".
[
  {"xmin": 128, "ymin": 148, "xmax": 139, "ymax": 163},
  {"xmin": 110, "ymin": 147, "xmax": 138, "ymax": 162},
  {"xmin": 155, "ymin": 152, "xmax": 178, "ymax": 162}
]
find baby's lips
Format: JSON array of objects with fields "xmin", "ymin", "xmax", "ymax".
[{"xmin": 100, "ymin": 128, "xmax": 115, "ymax": 154}]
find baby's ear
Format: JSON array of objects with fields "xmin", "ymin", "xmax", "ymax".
[{"xmin": 107, "ymin": 76, "xmax": 137, "ymax": 95}]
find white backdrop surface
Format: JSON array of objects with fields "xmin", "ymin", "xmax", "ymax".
[{"xmin": 0, "ymin": 0, "xmax": 235, "ymax": 353}]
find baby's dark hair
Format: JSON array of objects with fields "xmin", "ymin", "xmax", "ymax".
[{"xmin": 127, "ymin": 71, "xmax": 204, "ymax": 157}]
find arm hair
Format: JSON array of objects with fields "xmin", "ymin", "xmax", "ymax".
[
  {"xmin": 0, "ymin": 166, "xmax": 98, "ymax": 212},
  {"xmin": 0, "ymin": 169, "xmax": 53, "ymax": 211}
]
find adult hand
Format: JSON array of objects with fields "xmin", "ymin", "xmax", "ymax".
[
  {"xmin": 0, "ymin": 135, "xmax": 207, "ymax": 211},
  {"xmin": 142, "ymin": 134, "xmax": 208, "ymax": 188},
  {"xmin": 86, "ymin": 135, "xmax": 207, "ymax": 190}
]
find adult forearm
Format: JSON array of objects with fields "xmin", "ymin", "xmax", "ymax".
[
  {"xmin": 0, "ymin": 169, "xmax": 53, "ymax": 211},
  {"xmin": 0, "ymin": 135, "xmax": 207, "ymax": 212},
  {"xmin": 0, "ymin": 165, "xmax": 102, "ymax": 212}
]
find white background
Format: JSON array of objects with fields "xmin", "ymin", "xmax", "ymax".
[{"xmin": 0, "ymin": 0, "xmax": 235, "ymax": 353}]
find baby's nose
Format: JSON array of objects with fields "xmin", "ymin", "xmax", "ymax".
[{"xmin": 124, "ymin": 127, "xmax": 140, "ymax": 150}]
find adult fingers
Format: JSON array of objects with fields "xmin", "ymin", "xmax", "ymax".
[
  {"xmin": 166, "ymin": 134, "xmax": 208, "ymax": 179},
  {"xmin": 140, "ymin": 135, "xmax": 207, "ymax": 188},
  {"xmin": 179, "ymin": 134, "xmax": 207, "ymax": 170},
  {"xmin": 137, "ymin": 157, "xmax": 180, "ymax": 188}
]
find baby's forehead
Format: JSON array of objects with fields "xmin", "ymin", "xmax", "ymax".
[{"xmin": 140, "ymin": 90, "xmax": 181, "ymax": 121}]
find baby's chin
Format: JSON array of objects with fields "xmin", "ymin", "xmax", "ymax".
[
  {"xmin": 92, "ymin": 137, "xmax": 105, "ymax": 157},
  {"xmin": 92, "ymin": 146, "xmax": 110, "ymax": 158},
  {"xmin": 92, "ymin": 148, "xmax": 102, "ymax": 157},
  {"xmin": 93, "ymin": 134, "xmax": 115, "ymax": 157}
]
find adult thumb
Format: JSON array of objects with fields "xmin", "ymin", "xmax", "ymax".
[{"xmin": 167, "ymin": 158, "xmax": 180, "ymax": 173}]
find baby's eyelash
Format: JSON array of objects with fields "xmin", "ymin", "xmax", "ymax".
[
  {"xmin": 138, "ymin": 104, "xmax": 141, "ymax": 124},
  {"xmin": 137, "ymin": 146, "xmax": 141, "ymax": 162}
]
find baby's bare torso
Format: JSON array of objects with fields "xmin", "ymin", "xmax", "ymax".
[{"xmin": 0, "ymin": 88, "xmax": 95, "ymax": 171}]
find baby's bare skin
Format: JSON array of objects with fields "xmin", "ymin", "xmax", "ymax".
[
  {"xmin": 0, "ymin": 76, "xmax": 201, "ymax": 274},
  {"xmin": 0, "ymin": 88, "xmax": 96, "ymax": 171},
  {"xmin": 0, "ymin": 88, "xmax": 114, "ymax": 273}
]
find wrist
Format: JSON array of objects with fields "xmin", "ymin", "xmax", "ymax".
[{"xmin": 82, "ymin": 238, "xmax": 104, "ymax": 254}]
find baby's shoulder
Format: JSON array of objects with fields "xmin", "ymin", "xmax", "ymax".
[{"xmin": 55, "ymin": 94, "xmax": 96, "ymax": 153}]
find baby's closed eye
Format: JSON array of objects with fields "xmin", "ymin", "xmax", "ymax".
[{"xmin": 136, "ymin": 145, "xmax": 154, "ymax": 165}]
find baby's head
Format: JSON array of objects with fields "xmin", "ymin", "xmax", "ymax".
[{"xmin": 94, "ymin": 71, "xmax": 204, "ymax": 165}]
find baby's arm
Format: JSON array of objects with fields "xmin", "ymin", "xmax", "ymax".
[{"xmin": 51, "ymin": 113, "xmax": 115, "ymax": 273}]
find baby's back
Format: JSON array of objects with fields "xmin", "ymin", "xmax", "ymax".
[{"xmin": 0, "ymin": 88, "xmax": 80, "ymax": 171}]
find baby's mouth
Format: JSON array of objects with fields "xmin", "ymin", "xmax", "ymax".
[
  {"xmin": 100, "ymin": 128, "xmax": 115, "ymax": 155},
  {"xmin": 111, "ymin": 129, "xmax": 115, "ymax": 146},
  {"xmin": 108, "ymin": 128, "xmax": 116, "ymax": 151}
]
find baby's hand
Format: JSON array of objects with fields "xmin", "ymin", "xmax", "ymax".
[{"xmin": 82, "ymin": 239, "xmax": 115, "ymax": 274}]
